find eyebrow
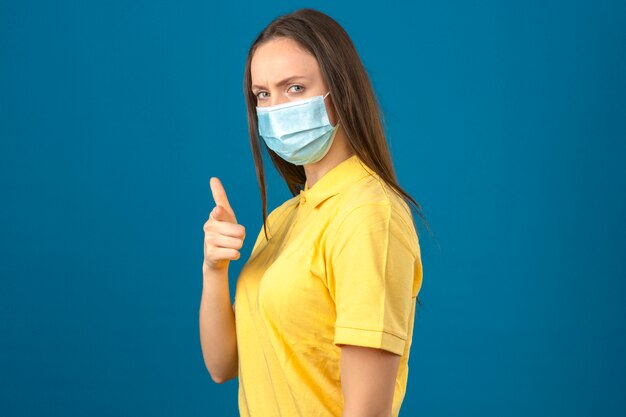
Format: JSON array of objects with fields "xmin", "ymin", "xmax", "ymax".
[{"xmin": 251, "ymin": 76, "xmax": 309, "ymax": 91}]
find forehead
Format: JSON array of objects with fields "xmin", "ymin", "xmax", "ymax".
[{"xmin": 251, "ymin": 37, "xmax": 319, "ymax": 83}]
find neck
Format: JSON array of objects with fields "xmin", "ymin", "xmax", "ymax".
[{"xmin": 303, "ymin": 125, "xmax": 354, "ymax": 189}]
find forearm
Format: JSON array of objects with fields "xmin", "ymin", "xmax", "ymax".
[{"xmin": 199, "ymin": 263, "xmax": 238, "ymax": 383}]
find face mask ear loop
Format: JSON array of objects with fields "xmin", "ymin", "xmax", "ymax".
[{"xmin": 323, "ymin": 91, "xmax": 331, "ymax": 99}]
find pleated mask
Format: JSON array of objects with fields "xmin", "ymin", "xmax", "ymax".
[{"xmin": 256, "ymin": 91, "xmax": 340, "ymax": 165}]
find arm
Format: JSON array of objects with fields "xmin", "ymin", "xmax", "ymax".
[
  {"xmin": 340, "ymin": 344, "xmax": 401, "ymax": 417},
  {"xmin": 329, "ymin": 203, "xmax": 417, "ymax": 415},
  {"xmin": 199, "ymin": 263, "xmax": 238, "ymax": 384},
  {"xmin": 200, "ymin": 177, "xmax": 244, "ymax": 384}
]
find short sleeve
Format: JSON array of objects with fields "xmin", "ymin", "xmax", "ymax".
[{"xmin": 326, "ymin": 202, "xmax": 419, "ymax": 356}]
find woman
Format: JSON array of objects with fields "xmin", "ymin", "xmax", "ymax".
[{"xmin": 200, "ymin": 8, "xmax": 425, "ymax": 417}]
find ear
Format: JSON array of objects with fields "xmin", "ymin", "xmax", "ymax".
[{"xmin": 325, "ymin": 92, "xmax": 339, "ymax": 127}]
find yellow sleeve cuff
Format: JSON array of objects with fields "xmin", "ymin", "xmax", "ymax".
[{"xmin": 334, "ymin": 325, "xmax": 406, "ymax": 356}]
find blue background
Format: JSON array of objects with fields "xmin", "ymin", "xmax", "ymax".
[{"xmin": 1, "ymin": 1, "xmax": 625, "ymax": 416}]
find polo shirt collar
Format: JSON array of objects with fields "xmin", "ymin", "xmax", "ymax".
[{"xmin": 298, "ymin": 154, "xmax": 375, "ymax": 209}]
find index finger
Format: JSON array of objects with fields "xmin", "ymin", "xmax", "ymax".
[{"xmin": 210, "ymin": 177, "xmax": 235, "ymax": 218}]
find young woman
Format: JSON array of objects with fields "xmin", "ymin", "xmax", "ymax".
[{"xmin": 200, "ymin": 8, "xmax": 425, "ymax": 417}]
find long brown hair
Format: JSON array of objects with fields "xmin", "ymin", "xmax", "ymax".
[{"xmin": 243, "ymin": 8, "xmax": 430, "ymax": 246}]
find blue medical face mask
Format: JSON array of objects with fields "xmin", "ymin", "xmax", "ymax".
[{"xmin": 256, "ymin": 91, "xmax": 341, "ymax": 166}]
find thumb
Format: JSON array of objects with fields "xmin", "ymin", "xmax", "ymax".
[
  {"xmin": 210, "ymin": 177, "xmax": 237, "ymax": 223},
  {"xmin": 212, "ymin": 204, "xmax": 238, "ymax": 224}
]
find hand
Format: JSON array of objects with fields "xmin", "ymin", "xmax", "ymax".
[{"xmin": 203, "ymin": 177, "xmax": 246, "ymax": 271}]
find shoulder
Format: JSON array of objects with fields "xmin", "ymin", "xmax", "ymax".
[
  {"xmin": 247, "ymin": 192, "xmax": 300, "ymax": 251},
  {"xmin": 250, "ymin": 192, "xmax": 301, "ymax": 243},
  {"xmin": 334, "ymin": 171, "xmax": 415, "ymax": 233},
  {"xmin": 266, "ymin": 193, "xmax": 300, "ymax": 224},
  {"xmin": 330, "ymin": 172, "xmax": 420, "ymax": 256}
]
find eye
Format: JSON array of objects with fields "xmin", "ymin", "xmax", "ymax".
[
  {"xmin": 255, "ymin": 91, "xmax": 269, "ymax": 99},
  {"xmin": 289, "ymin": 84, "xmax": 304, "ymax": 93}
]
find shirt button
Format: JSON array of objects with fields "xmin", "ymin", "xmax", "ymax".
[{"xmin": 300, "ymin": 190, "xmax": 306, "ymax": 203}]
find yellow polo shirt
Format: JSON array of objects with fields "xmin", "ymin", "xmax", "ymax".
[{"xmin": 234, "ymin": 153, "xmax": 423, "ymax": 417}]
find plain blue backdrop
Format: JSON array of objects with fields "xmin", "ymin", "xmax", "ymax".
[{"xmin": 1, "ymin": 0, "xmax": 625, "ymax": 416}]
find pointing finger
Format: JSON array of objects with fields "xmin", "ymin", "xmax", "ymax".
[{"xmin": 210, "ymin": 177, "xmax": 237, "ymax": 223}]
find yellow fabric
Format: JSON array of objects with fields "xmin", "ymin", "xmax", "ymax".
[{"xmin": 234, "ymin": 154, "xmax": 423, "ymax": 417}]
